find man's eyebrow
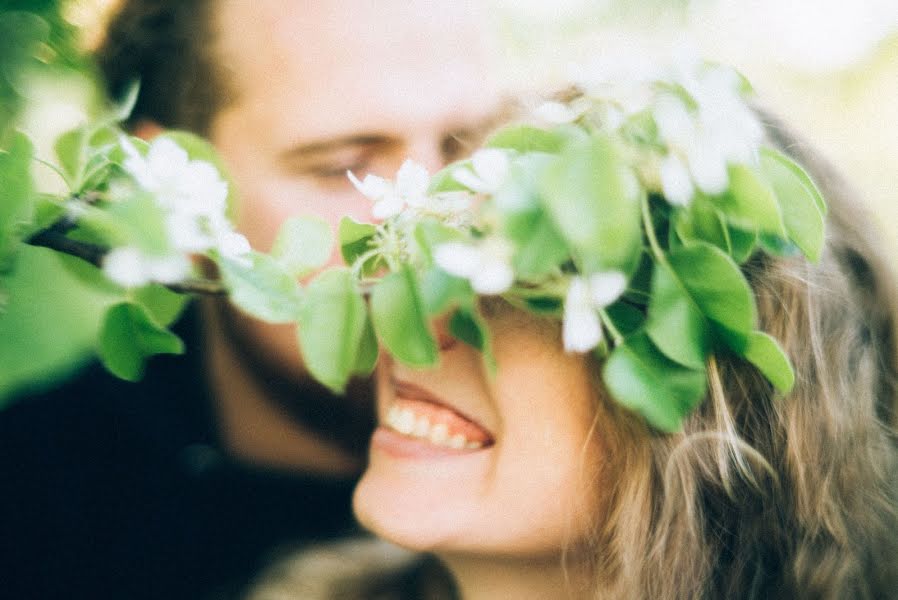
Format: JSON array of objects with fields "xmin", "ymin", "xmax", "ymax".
[{"xmin": 278, "ymin": 134, "xmax": 396, "ymax": 162}]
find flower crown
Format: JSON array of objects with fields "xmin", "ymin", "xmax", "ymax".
[{"xmin": 329, "ymin": 60, "xmax": 826, "ymax": 432}]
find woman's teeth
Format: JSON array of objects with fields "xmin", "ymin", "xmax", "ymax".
[{"xmin": 385, "ymin": 405, "xmax": 485, "ymax": 450}]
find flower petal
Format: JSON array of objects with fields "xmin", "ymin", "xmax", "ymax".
[
  {"xmin": 588, "ymin": 271, "xmax": 627, "ymax": 307},
  {"xmin": 470, "ymin": 258, "xmax": 514, "ymax": 295},
  {"xmin": 563, "ymin": 306, "xmax": 603, "ymax": 353},
  {"xmin": 654, "ymin": 95, "xmax": 694, "ymax": 146},
  {"xmin": 471, "ymin": 149, "xmax": 509, "ymax": 191},
  {"xmin": 103, "ymin": 246, "xmax": 148, "ymax": 287},
  {"xmin": 660, "ymin": 154, "xmax": 694, "ymax": 206},
  {"xmin": 166, "ymin": 213, "xmax": 212, "ymax": 252},
  {"xmin": 372, "ymin": 193, "xmax": 406, "ymax": 220},
  {"xmin": 434, "ymin": 242, "xmax": 481, "ymax": 279},
  {"xmin": 452, "ymin": 166, "xmax": 489, "ymax": 194},
  {"xmin": 146, "ymin": 137, "xmax": 189, "ymax": 182},
  {"xmin": 145, "ymin": 254, "xmax": 190, "ymax": 284},
  {"xmin": 395, "ymin": 159, "xmax": 430, "ymax": 204},
  {"xmin": 348, "ymin": 171, "xmax": 391, "ymax": 200},
  {"xmin": 687, "ymin": 142, "xmax": 729, "ymax": 195}
]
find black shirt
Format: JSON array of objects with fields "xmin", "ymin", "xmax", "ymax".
[{"xmin": 0, "ymin": 310, "xmax": 359, "ymax": 600}]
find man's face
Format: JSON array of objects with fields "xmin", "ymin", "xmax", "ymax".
[{"xmin": 207, "ymin": 0, "xmax": 503, "ymax": 383}]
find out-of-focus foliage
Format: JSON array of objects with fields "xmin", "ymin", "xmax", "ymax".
[
  {"xmin": 0, "ymin": 0, "xmax": 111, "ymax": 401},
  {"xmin": 0, "ymin": 0, "xmax": 86, "ymax": 140}
]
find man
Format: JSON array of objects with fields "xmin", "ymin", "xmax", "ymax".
[{"xmin": 0, "ymin": 1, "xmax": 503, "ymax": 598}]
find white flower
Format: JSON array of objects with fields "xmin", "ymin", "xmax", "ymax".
[
  {"xmin": 434, "ymin": 237, "xmax": 515, "ymax": 295},
  {"xmin": 107, "ymin": 137, "xmax": 251, "ymax": 286},
  {"xmin": 534, "ymin": 100, "xmax": 586, "ymax": 124},
  {"xmin": 122, "ymin": 137, "xmax": 228, "ymax": 218},
  {"xmin": 659, "ymin": 154, "xmax": 694, "ymax": 207},
  {"xmin": 103, "ymin": 246, "xmax": 190, "ymax": 287},
  {"xmin": 562, "ymin": 272, "xmax": 628, "ymax": 353},
  {"xmin": 452, "ymin": 149, "xmax": 509, "ymax": 194},
  {"xmin": 653, "ymin": 63, "xmax": 763, "ymax": 204},
  {"xmin": 121, "ymin": 135, "xmax": 243, "ymax": 262},
  {"xmin": 347, "ymin": 159, "xmax": 430, "ymax": 219}
]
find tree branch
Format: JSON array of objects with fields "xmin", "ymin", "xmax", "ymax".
[
  {"xmin": 28, "ymin": 229, "xmax": 106, "ymax": 267},
  {"xmin": 24, "ymin": 230, "xmax": 226, "ymax": 296}
]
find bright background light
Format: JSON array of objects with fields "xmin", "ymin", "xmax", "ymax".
[{"xmin": 487, "ymin": 0, "xmax": 898, "ymax": 257}]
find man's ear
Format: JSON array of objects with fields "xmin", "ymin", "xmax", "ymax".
[{"xmin": 131, "ymin": 119, "xmax": 164, "ymax": 141}]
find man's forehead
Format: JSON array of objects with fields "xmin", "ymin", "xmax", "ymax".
[
  {"xmin": 212, "ymin": 0, "xmax": 501, "ymax": 150},
  {"xmin": 214, "ymin": 0, "xmax": 493, "ymax": 88}
]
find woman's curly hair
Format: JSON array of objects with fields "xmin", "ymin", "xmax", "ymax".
[{"xmin": 584, "ymin": 110, "xmax": 898, "ymax": 600}]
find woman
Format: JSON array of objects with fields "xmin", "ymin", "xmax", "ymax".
[{"xmin": 251, "ymin": 65, "xmax": 898, "ymax": 599}]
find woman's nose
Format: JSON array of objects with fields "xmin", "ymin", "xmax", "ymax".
[{"xmin": 433, "ymin": 315, "xmax": 458, "ymax": 352}]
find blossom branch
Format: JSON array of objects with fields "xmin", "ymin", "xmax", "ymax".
[{"xmin": 24, "ymin": 229, "xmax": 226, "ymax": 296}]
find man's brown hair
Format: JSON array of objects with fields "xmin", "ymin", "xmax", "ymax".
[{"xmin": 95, "ymin": 0, "xmax": 229, "ymax": 133}]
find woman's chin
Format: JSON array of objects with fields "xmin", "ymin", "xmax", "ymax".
[{"xmin": 351, "ymin": 455, "xmax": 487, "ymax": 553}]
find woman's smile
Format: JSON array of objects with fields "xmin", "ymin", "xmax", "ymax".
[{"xmin": 376, "ymin": 377, "xmax": 495, "ymax": 455}]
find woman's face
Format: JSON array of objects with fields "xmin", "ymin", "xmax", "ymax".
[{"xmin": 353, "ymin": 306, "xmax": 606, "ymax": 558}]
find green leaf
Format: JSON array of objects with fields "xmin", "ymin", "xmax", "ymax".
[
  {"xmin": 674, "ymin": 197, "xmax": 729, "ymax": 254},
  {"xmin": 98, "ymin": 302, "xmax": 185, "ymax": 381},
  {"xmin": 103, "ymin": 193, "xmax": 171, "ymax": 254},
  {"xmin": 370, "ymin": 265, "xmax": 438, "ymax": 367},
  {"xmin": 492, "ymin": 152, "xmax": 553, "ymax": 213},
  {"xmin": 449, "ymin": 305, "xmax": 496, "ymax": 375},
  {"xmin": 54, "ymin": 125, "xmax": 86, "ymax": 184},
  {"xmin": 103, "ymin": 132, "xmax": 148, "ymax": 167},
  {"xmin": 743, "ymin": 330, "xmax": 794, "ymax": 394},
  {"xmin": 667, "ymin": 243, "xmax": 756, "ymax": 353},
  {"xmin": 758, "ymin": 233, "xmax": 800, "ymax": 257},
  {"xmin": 540, "ymin": 135, "xmax": 642, "ymax": 272},
  {"xmin": 428, "ymin": 159, "xmax": 471, "ymax": 194},
  {"xmin": 218, "ymin": 251, "xmax": 302, "ymax": 323},
  {"xmin": 507, "ymin": 209, "xmax": 569, "ymax": 279},
  {"xmin": 603, "ymin": 333, "xmax": 707, "ymax": 432},
  {"xmin": 339, "ymin": 216, "xmax": 377, "ymax": 265},
  {"xmin": 132, "ymin": 283, "xmax": 189, "ymax": 327},
  {"xmin": 448, "ymin": 307, "xmax": 485, "ymax": 349},
  {"xmin": 605, "ymin": 302, "xmax": 645, "ymax": 337},
  {"xmin": 297, "ymin": 268, "xmax": 368, "ymax": 393},
  {"xmin": 758, "ymin": 148, "xmax": 825, "ymax": 262},
  {"xmin": 352, "ymin": 313, "xmax": 379, "ymax": 376},
  {"xmin": 270, "ymin": 216, "xmax": 334, "ymax": 278},
  {"xmin": 727, "ymin": 225, "xmax": 758, "ymax": 264},
  {"xmin": 418, "ymin": 267, "xmax": 473, "ymax": 316},
  {"xmin": 0, "ymin": 131, "xmax": 34, "ymax": 262},
  {"xmin": 761, "ymin": 147, "xmax": 826, "ymax": 215},
  {"xmin": 486, "ymin": 125, "xmax": 567, "ymax": 153},
  {"xmin": 645, "ymin": 261, "xmax": 711, "ymax": 369},
  {"xmin": 0, "ymin": 247, "xmax": 122, "ymax": 404},
  {"xmin": 413, "ymin": 219, "xmax": 465, "ymax": 264},
  {"xmin": 110, "ymin": 79, "xmax": 140, "ymax": 123},
  {"xmin": 523, "ymin": 295, "xmax": 563, "ymax": 315},
  {"xmin": 714, "ymin": 165, "xmax": 786, "ymax": 237}
]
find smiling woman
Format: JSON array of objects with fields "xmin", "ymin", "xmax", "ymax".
[
  {"xmin": 341, "ymin": 85, "xmax": 898, "ymax": 598},
  {"xmin": 350, "ymin": 189, "xmax": 898, "ymax": 598}
]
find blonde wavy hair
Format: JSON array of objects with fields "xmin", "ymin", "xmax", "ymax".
[{"xmin": 583, "ymin": 113, "xmax": 898, "ymax": 599}]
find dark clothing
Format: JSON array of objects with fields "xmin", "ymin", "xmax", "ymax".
[{"xmin": 0, "ymin": 310, "xmax": 359, "ymax": 600}]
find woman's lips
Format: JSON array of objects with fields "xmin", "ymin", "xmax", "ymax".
[{"xmin": 380, "ymin": 378, "xmax": 494, "ymax": 451}]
